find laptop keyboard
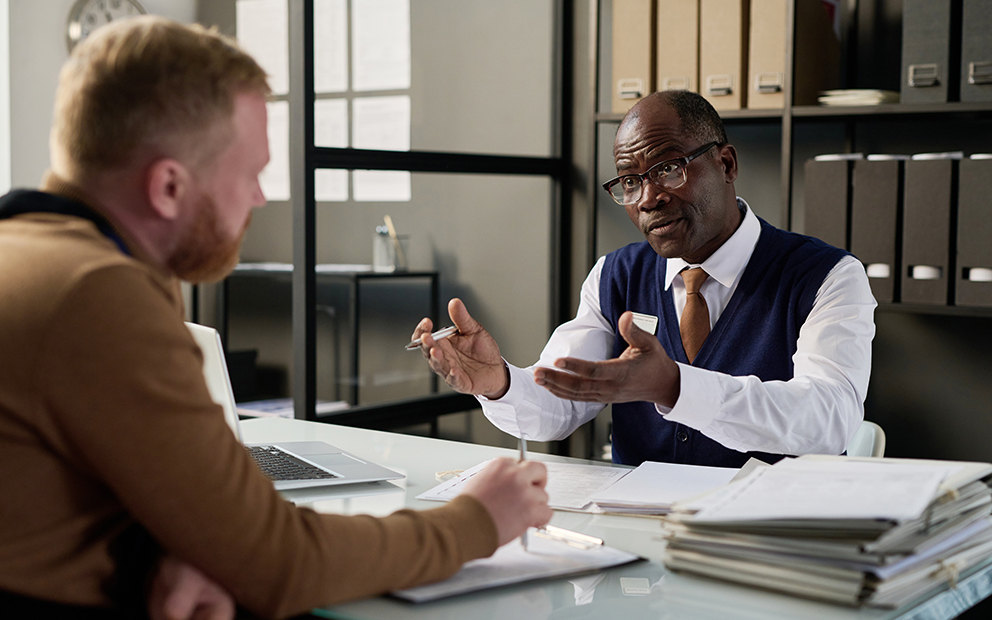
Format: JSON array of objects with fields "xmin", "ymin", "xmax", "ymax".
[{"xmin": 246, "ymin": 445, "xmax": 340, "ymax": 481}]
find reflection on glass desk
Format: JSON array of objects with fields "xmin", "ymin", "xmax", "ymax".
[
  {"xmin": 222, "ymin": 263, "xmax": 440, "ymax": 407},
  {"xmin": 240, "ymin": 418, "xmax": 992, "ymax": 620}
]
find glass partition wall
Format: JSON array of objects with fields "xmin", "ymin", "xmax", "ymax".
[{"xmin": 222, "ymin": 0, "xmax": 570, "ymax": 448}]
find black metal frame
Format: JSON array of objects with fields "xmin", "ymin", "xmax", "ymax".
[{"xmin": 286, "ymin": 0, "xmax": 573, "ymax": 424}]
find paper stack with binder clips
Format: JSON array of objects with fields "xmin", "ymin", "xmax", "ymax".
[{"xmin": 662, "ymin": 455, "xmax": 992, "ymax": 608}]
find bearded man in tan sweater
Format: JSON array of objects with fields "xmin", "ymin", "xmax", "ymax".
[{"xmin": 0, "ymin": 16, "xmax": 551, "ymax": 620}]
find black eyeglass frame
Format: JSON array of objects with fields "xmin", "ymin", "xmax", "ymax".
[{"xmin": 602, "ymin": 141, "xmax": 721, "ymax": 206}]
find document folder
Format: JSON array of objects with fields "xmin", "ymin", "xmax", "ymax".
[
  {"xmin": 901, "ymin": 0, "xmax": 963, "ymax": 104},
  {"xmin": 960, "ymin": 0, "xmax": 992, "ymax": 102},
  {"xmin": 902, "ymin": 157, "xmax": 958, "ymax": 305},
  {"xmin": 656, "ymin": 0, "xmax": 699, "ymax": 93},
  {"xmin": 793, "ymin": 0, "xmax": 841, "ymax": 105},
  {"xmin": 700, "ymin": 0, "xmax": 750, "ymax": 111},
  {"xmin": 747, "ymin": 0, "xmax": 839, "ymax": 109},
  {"xmin": 955, "ymin": 156, "xmax": 992, "ymax": 307},
  {"xmin": 850, "ymin": 158, "xmax": 904, "ymax": 304},
  {"xmin": 612, "ymin": 0, "xmax": 656, "ymax": 114},
  {"xmin": 803, "ymin": 157, "xmax": 852, "ymax": 250},
  {"xmin": 747, "ymin": 0, "xmax": 787, "ymax": 109}
]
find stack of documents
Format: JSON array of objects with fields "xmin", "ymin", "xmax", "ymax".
[
  {"xmin": 817, "ymin": 89, "xmax": 900, "ymax": 106},
  {"xmin": 588, "ymin": 461, "xmax": 738, "ymax": 515},
  {"xmin": 662, "ymin": 456, "xmax": 992, "ymax": 608}
]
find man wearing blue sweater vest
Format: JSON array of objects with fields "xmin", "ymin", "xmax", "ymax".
[{"xmin": 412, "ymin": 90, "xmax": 876, "ymax": 468}]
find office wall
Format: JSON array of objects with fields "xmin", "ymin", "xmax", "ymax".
[
  {"xmin": 6, "ymin": 0, "xmax": 198, "ymax": 189},
  {"xmin": 226, "ymin": 2, "xmax": 557, "ymax": 414}
]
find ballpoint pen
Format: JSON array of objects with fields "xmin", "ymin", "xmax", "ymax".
[
  {"xmin": 520, "ymin": 436, "xmax": 529, "ymax": 551},
  {"xmin": 405, "ymin": 325, "xmax": 459, "ymax": 350},
  {"xmin": 534, "ymin": 525, "xmax": 604, "ymax": 550}
]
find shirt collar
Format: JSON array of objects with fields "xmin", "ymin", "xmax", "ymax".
[{"xmin": 664, "ymin": 197, "xmax": 761, "ymax": 290}]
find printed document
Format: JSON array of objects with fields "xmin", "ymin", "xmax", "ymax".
[{"xmin": 417, "ymin": 460, "xmax": 629, "ymax": 510}]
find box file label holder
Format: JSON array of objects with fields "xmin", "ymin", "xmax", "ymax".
[
  {"xmin": 617, "ymin": 77, "xmax": 645, "ymax": 100},
  {"xmin": 908, "ymin": 63, "xmax": 941, "ymax": 88},
  {"xmin": 662, "ymin": 76, "xmax": 691, "ymax": 91},
  {"xmin": 969, "ymin": 62, "xmax": 992, "ymax": 85},
  {"xmin": 706, "ymin": 74, "xmax": 733, "ymax": 96},
  {"xmin": 755, "ymin": 72, "xmax": 783, "ymax": 94}
]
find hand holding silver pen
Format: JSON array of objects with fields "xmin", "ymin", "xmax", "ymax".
[
  {"xmin": 405, "ymin": 325, "xmax": 459, "ymax": 350},
  {"xmin": 407, "ymin": 298, "xmax": 509, "ymax": 399}
]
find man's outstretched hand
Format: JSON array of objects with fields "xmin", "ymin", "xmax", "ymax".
[
  {"xmin": 533, "ymin": 311, "xmax": 680, "ymax": 407},
  {"xmin": 411, "ymin": 298, "xmax": 510, "ymax": 399}
]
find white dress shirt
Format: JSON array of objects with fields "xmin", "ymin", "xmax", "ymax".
[{"xmin": 479, "ymin": 200, "xmax": 877, "ymax": 456}]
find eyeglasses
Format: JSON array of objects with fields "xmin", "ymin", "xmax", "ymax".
[{"xmin": 602, "ymin": 142, "xmax": 719, "ymax": 206}]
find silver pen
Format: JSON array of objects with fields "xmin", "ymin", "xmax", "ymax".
[
  {"xmin": 405, "ymin": 325, "xmax": 459, "ymax": 351},
  {"xmin": 520, "ymin": 437, "xmax": 529, "ymax": 551},
  {"xmin": 534, "ymin": 525, "xmax": 604, "ymax": 550}
]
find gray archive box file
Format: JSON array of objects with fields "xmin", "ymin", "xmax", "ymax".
[
  {"xmin": 803, "ymin": 159, "xmax": 850, "ymax": 250},
  {"xmin": 902, "ymin": 159, "xmax": 957, "ymax": 305},
  {"xmin": 961, "ymin": 0, "xmax": 992, "ymax": 102},
  {"xmin": 850, "ymin": 160, "xmax": 903, "ymax": 304},
  {"xmin": 956, "ymin": 158, "xmax": 992, "ymax": 306},
  {"xmin": 901, "ymin": 0, "xmax": 962, "ymax": 104}
]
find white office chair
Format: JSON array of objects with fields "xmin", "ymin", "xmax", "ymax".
[{"xmin": 847, "ymin": 420, "xmax": 886, "ymax": 457}]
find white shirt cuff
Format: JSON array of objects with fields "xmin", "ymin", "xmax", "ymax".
[
  {"xmin": 475, "ymin": 363, "xmax": 546, "ymax": 439},
  {"xmin": 656, "ymin": 363, "xmax": 723, "ymax": 430}
]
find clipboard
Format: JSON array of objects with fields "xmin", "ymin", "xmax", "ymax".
[{"xmin": 390, "ymin": 530, "xmax": 643, "ymax": 603}]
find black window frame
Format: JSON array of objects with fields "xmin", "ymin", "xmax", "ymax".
[{"xmin": 285, "ymin": 0, "xmax": 574, "ymax": 425}]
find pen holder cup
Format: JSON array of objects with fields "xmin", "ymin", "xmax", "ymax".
[{"xmin": 373, "ymin": 229, "xmax": 409, "ymax": 272}]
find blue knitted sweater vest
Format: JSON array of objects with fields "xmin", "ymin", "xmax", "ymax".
[{"xmin": 600, "ymin": 218, "xmax": 850, "ymax": 467}]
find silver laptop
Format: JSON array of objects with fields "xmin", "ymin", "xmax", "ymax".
[{"xmin": 185, "ymin": 322, "xmax": 404, "ymax": 490}]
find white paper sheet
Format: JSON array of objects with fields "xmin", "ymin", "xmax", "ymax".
[
  {"xmin": 691, "ymin": 460, "xmax": 954, "ymax": 523},
  {"xmin": 260, "ymin": 100, "xmax": 290, "ymax": 201},
  {"xmin": 392, "ymin": 532, "xmax": 640, "ymax": 603},
  {"xmin": 314, "ymin": 0, "xmax": 348, "ymax": 93},
  {"xmin": 236, "ymin": 0, "xmax": 289, "ymax": 95},
  {"xmin": 417, "ymin": 459, "xmax": 630, "ymax": 510},
  {"xmin": 589, "ymin": 461, "xmax": 738, "ymax": 512},
  {"xmin": 351, "ymin": 0, "xmax": 410, "ymax": 92}
]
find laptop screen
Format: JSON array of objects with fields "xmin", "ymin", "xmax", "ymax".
[{"xmin": 185, "ymin": 322, "xmax": 243, "ymax": 442}]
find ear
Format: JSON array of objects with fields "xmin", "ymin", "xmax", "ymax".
[
  {"xmin": 717, "ymin": 143, "xmax": 739, "ymax": 184},
  {"xmin": 145, "ymin": 158, "xmax": 191, "ymax": 221}
]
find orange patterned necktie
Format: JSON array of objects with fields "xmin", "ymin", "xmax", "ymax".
[{"xmin": 680, "ymin": 268, "xmax": 710, "ymax": 363}]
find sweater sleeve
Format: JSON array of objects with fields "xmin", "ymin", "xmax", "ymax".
[{"xmin": 38, "ymin": 265, "xmax": 498, "ymax": 619}]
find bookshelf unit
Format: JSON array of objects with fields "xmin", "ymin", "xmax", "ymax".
[{"xmin": 588, "ymin": 0, "xmax": 992, "ymax": 464}]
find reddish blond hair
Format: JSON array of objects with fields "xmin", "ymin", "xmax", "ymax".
[{"xmin": 52, "ymin": 16, "xmax": 270, "ymax": 178}]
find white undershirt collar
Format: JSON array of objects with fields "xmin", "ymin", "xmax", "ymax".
[{"xmin": 664, "ymin": 198, "xmax": 761, "ymax": 292}]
